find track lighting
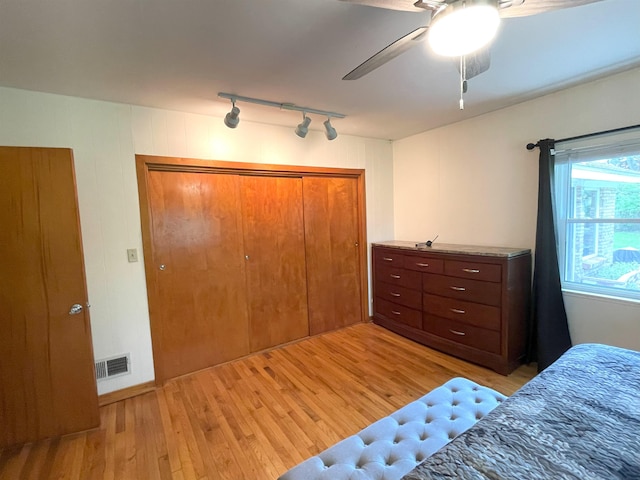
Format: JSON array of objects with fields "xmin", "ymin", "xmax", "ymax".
[
  {"xmin": 224, "ymin": 101, "xmax": 240, "ymax": 129},
  {"xmin": 218, "ymin": 92, "xmax": 345, "ymax": 141},
  {"xmin": 324, "ymin": 118, "xmax": 337, "ymax": 141},
  {"xmin": 295, "ymin": 114, "xmax": 311, "ymax": 138}
]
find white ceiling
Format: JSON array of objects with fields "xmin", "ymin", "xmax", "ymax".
[{"xmin": 0, "ymin": 0, "xmax": 638, "ymax": 140}]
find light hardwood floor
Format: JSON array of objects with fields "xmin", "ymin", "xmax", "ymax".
[{"xmin": 0, "ymin": 323, "xmax": 537, "ymax": 480}]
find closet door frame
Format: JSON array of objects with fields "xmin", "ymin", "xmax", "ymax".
[{"xmin": 136, "ymin": 155, "xmax": 368, "ymax": 385}]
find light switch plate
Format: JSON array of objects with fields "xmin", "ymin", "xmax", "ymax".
[{"xmin": 127, "ymin": 248, "xmax": 138, "ymax": 263}]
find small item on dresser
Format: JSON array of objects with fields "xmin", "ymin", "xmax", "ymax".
[{"xmin": 416, "ymin": 235, "xmax": 439, "ymax": 248}]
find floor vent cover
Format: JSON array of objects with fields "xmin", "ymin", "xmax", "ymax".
[{"xmin": 95, "ymin": 354, "xmax": 131, "ymax": 381}]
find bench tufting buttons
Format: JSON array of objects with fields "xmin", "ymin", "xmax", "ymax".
[{"xmin": 280, "ymin": 378, "xmax": 506, "ymax": 480}]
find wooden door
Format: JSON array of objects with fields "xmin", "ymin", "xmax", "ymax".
[
  {"xmin": 146, "ymin": 171, "xmax": 250, "ymax": 382},
  {"xmin": 240, "ymin": 176, "xmax": 309, "ymax": 351},
  {"xmin": 303, "ymin": 176, "xmax": 363, "ymax": 335},
  {"xmin": 0, "ymin": 147, "xmax": 99, "ymax": 448}
]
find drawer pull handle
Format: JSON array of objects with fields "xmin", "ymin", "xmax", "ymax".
[
  {"xmin": 390, "ymin": 274, "xmax": 401, "ymax": 279},
  {"xmin": 383, "ymin": 257, "xmax": 394, "ymax": 262},
  {"xmin": 390, "ymin": 292, "xmax": 401, "ymax": 297},
  {"xmin": 450, "ymin": 308, "xmax": 466, "ymax": 314},
  {"xmin": 416, "ymin": 263, "xmax": 430, "ymax": 267},
  {"xmin": 449, "ymin": 329, "xmax": 466, "ymax": 336},
  {"xmin": 391, "ymin": 310, "xmax": 402, "ymax": 315},
  {"xmin": 450, "ymin": 286, "xmax": 466, "ymax": 291},
  {"xmin": 462, "ymin": 268, "xmax": 480, "ymax": 273}
]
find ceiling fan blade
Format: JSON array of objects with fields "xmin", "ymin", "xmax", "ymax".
[
  {"xmin": 457, "ymin": 47, "xmax": 491, "ymax": 80},
  {"xmin": 343, "ymin": 27, "xmax": 429, "ymax": 80},
  {"xmin": 499, "ymin": 0, "xmax": 603, "ymax": 18},
  {"xmin": 338, "ymin": 0, "xmax": 429, "ymax": 13}
]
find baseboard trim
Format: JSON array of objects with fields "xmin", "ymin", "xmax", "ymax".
[{"xmin": 98, "ymin": 381, "xmax": 156, "ymax": 406}]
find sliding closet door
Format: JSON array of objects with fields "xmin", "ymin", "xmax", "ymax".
[
  {"xmin": 303, "ymin": 176, "xmax": 363, "ymax": 334},
  {"xmin": 240, "ymin": 176, "xmax": 309, "ymax": 351},
  {"xmin": 147, "ymin": 171, "xmax": 250, "ymax": 382}
]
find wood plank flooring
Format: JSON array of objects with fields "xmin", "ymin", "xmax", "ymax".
[{"xmin": 0, "ymin": 323, "xmax": 537, "ymax": 480}]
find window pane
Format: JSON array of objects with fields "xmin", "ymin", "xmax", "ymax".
[
  {"xmin": 569, "ymin": 157, "xmax": 640, "ymax": 220},
  {"xmin": 564, "ymin": 222, "xmax": 640, "ymax": 296}
]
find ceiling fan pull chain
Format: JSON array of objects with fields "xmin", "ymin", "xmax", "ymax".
[{"xmin": 459, "ymin": 55, "xmax": 466, "ymax": 110}]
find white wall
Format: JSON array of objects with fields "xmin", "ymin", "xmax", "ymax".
[
  {"xmin": 392, "ymin": 67, "xmax": 640, "ymax": 351},
  {"xmin": 0, "ymin": 87, "xmax": 394, "ymax": 394}
]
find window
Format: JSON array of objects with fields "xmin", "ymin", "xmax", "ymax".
[{"xmin": 554, "ymin": 128, "xmax": 640, "ymax": 301}]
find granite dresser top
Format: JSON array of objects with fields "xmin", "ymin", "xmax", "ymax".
[{"xmin": 372, "ymin": 241, "xmax": 531, "ymax": 258}]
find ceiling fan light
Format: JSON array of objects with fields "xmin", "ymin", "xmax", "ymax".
[{"xmin": 428, "ymin": 2, "xmax": 500, "ymax": 57}]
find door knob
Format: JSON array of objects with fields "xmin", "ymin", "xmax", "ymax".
[
  {"xmin": 69, "ymin": 304, "xmax": 83, "ymax": 315},
  {"xmin": 159, "ymin": 264, "xmax": 166, "ymax": 270}
]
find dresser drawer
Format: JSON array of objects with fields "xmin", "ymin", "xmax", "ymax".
[
  {"xmin": 404, "ymin": 256, "xmax": 444, "ymax": 274},
  {"xmin": 423, "ymin": 273, "xmax": 501, "ymax": 307},
  {"xmin": 423, "ymin": 315, "xmax": 501, "ymax": 355},
  {"xmin": 444, "ymin": 260, "xmax": 501, "ymax": 283},
  {"xmin": 423, "ymin": 293, "xmax": 500, "ymax": 331},
  {"xmin": 374, "ymin": 249, "xmax": 406, "ymax": 268},
  {"xmin": 376, "ymin": 264, "xmax": 421, "ymax": 290},
  {"xmin": 376, "ymin": 281, "xmax": 422, "ymax": 310},
  {"xmin": 374, "ymin": 297, "xmax": 422, "ymax": 329}
]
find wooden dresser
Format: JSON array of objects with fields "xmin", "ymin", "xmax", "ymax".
[{"xmin": 372, "ymin": 241, "xmax": 531, "ymax": 375}]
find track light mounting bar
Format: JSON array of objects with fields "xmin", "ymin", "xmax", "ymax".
[{"xmin": 218, "ymin": 92, "xmax": 346, "ymax": 119}]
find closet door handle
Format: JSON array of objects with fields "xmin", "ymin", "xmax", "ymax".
[
  {"xmin": 450, "ymin": 308, "xmax": 466, "ymax": 314},
  {"xmin": 462, "ymin": 268, "xmax": 480, "ymax": 273},
  {"xmin": 450, "ymin": 286, "xmax": 466, "ymax": 291}
]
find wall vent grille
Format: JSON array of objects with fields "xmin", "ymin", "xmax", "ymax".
[{"xmin": 95, "ymin": 354, "xmax": 131, "ymax": 382}]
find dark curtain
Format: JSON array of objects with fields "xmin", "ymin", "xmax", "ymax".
[{"xmin": 528, "ymin": 138, "xmax": 572, "ymax": 371}]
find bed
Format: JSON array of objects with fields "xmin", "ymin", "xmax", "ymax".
[{"xmin": 402, "ymin": 343, "xmax": 640, "ymax": 480}]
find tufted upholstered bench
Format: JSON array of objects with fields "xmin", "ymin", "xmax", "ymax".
[{"xmin": 278, "ymin": 377, "xmax": 506, "ymax": 480}]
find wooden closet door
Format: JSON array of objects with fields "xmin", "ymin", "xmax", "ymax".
[
  {"xmin": 147, "ymin": 171, "xmax": 249, "ymax": 382},
  {"xmin": 240, "ymin": 176, "xmax": 309, "ymax": 351},
  {"xmin": 0, "ymin": 147, "xmax": 98, "ymax": 448},
  {"xmin": 303, "ymin": 176, "xmax": 363, "ymax": 335}
]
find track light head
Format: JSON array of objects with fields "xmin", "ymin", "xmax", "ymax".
[
  {"xmin": 324, "ymin": 118, "xmax": 337, "ymax": 141},
  {"xmin": 224, "ymin": 104, "xmax": 240, "ymax": 129},
  {"xmin": 295, "ymin": 114, "xmax": 312, "ymax": 138}
]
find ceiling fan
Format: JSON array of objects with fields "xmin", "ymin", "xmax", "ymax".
[{"xmin": 341, "ymin": 0, "xmax": 603, "ymax": 82}]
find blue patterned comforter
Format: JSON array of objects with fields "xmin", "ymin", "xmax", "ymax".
[{"xmin": 402, "ymin": 343, "xmax": 640, "ymax": 480}]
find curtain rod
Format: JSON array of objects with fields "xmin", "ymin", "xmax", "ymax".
[{"xmin": 526, "ymin": 123, "xmax": 640, "ymax": 150}]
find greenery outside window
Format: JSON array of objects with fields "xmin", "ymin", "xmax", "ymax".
[{"xmin": 554, "ymin": 129, "xmax": 640, "ymax": 301}]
